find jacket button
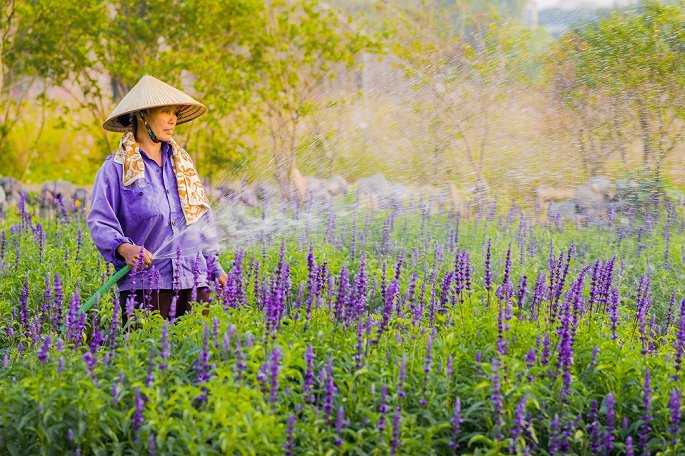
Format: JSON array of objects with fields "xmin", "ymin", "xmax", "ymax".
[{"xmin": 138, "ymin": 191, "xmax": 143, "ymax": 196}]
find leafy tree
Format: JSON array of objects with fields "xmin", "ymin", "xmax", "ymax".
[
  {"xmin": 62, "ymin": 0, "xmax": 375, "ymax": 189},
  {"xmin": 63, "ymin": 0, "xmax": 263, "ymax": 159},
  {"xmin": 240, "ymin": 0, "xmax": 377, "ymax": 193},
  {"xmin": 386, "ymin": 0, "xmax": 544, "ymax": 192},
  {"xmin": 549, "ymin": 1, "xmax": 685, "ymax": 179},
  {"xmin": 0, "ymin": 0, "xmax": 103, "ymax": 177}
]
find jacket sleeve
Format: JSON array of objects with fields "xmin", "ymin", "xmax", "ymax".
[{"xmin": 87, "ymin": 161, "xmax": 132, "ymax": 269}]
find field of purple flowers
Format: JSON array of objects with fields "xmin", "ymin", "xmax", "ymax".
[{"xmin": 0, "ymin": 192, "xmax": 684, "ymax": 455}]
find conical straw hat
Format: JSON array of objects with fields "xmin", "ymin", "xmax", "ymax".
[{"xmin": 103, "ymin": 75, "xmax": 207, "ymax": 132}]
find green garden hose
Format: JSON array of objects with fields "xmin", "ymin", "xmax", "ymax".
[
  {"xmin": 79, "ymin": 265, "xmax": 131, "ymax": 314},
  {"xmin": 60, "ymin": 265, "xmax": 131, "ymax": 334}
]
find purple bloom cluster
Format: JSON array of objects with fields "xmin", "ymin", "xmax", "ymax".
[
  {"xmin": 264, "ymin": 243, "xmax": 291, "ymax": 338},
  {"xmin": 634, "ymin": 275, "xmax": 653, "ymax": 354},
  {"xmin": 495, "ymin": 244, "xmax": 513, "ymax": 302},
  {"xmin": 420, "ymin": 328, "xmax": 436, "ymax": 405},
  {"xmin": 587, "ymin": 257, "xmax": 615, "ymax": 314},
  {"xmin": 604, "ymin": 392, "xmax": 616, "ymax": 453},
  {"xmin": 391, "ymin": 405, "xmax": 401, "ymax": 454},
  {"xmin": 303, "ymin": 344, "xmax": 316, "ymax": 403},
  {"xmin": 376, "ymin": 279, "xmax": 399, "ymax": 343},
  {"xmin": 510, "ymin": 395, "xmax": 527, "ymax": 453},
  {"xmin": 335, "ymin": 405, "xmax": 348, "ymax": 447},
  {"xmin": 65, "ymin": 288, "xmax": 86, "ymax": 347},
  {"xmin": 453, "ymin": 249, "xmax": 471, "ymax": 301},
  {"xmin": 284, "ymin": 414, "xmax": 296, "ymax": 456},
  {"xmin": 397, "ymin": 354, "xmax": 407, "ymax": 398},
  {"xmin": 194, "ymin": 324, "xmax": 212, "ymax": 401},
  {"xmin": 37, "ymin": 335, "xmax": 51, "ymax": 363},
  {"xmin": 639, "ymin": 369, "xmax": 652, "ymax": 451},
  {"xmin": 323, "ymin": 357, "xmax": 336, "ymax": 423},
  {"xmin": 669, "ymin": 387, "xmax": 682, "ymax": 445},
  {"xmin": 491, "ymin": 358, "xmax": 504, "ymax": 440},
  {"xmin": 132, "ymin": 386, "xmax": 145, "ymax": 438},
  {"xmin": 234, "ymin": 339, "xmax": 246, "ymax": 382},
  {"xmin": 378, "ymin": 383, "xmax": 388, "ymax": 437},
  {"xmin": 159, "ymin": 322, "xmax": 170, "ymax": 371},
  {"xmin": 530, "ymin": 272, "xmax": 547, "ymax": 321},
  {"xmin": 674, "ymin": 297, "xmax": 685, "ymax": 379},
  {"xmin": 448, "ymin": 397, "xmax": 463, "ymax": 449},
  {"xmin": 269, "ymin": 346, "xmax": 282, "ymax": 404},
  {"xmin": 484, "ymin": 239, "xmax": 493, "ymax": 293},
  {"xmin": 516, "ymin": 274, "xmax": 528, "ymax": 311},
  {"xmin": 556, "ymin": 275, "xmax": 584, "ymax": 402}
]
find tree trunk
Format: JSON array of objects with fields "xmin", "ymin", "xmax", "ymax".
[{"xmin": 637, "ymin": 97, "xmax": 651, "ymax": 170}]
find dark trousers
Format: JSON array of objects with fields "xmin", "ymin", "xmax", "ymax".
[{"xmin": 118, "ymin": 288, "xmax": 211, "ymax": 325}]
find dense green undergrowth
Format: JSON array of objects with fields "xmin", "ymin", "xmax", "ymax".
[{"xmin": 0, "ymin": 197, "xmax": 684, "ymax": 455}]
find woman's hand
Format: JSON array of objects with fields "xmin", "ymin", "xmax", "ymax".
[
  {"xmin": 116, "ymin": 243, "xmax": 153, "ymax": 269},
  {"xmin": 217, "ymin": 274, "xmax": 228, "ymax": 287}
]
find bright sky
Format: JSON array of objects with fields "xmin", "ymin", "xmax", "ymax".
[{"xmin": 536, "ymin": 0, "xmax": 638, "ymax": 8}]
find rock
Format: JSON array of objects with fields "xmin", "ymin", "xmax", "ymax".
[
  {"xmin": 41, "ymin": 180, "xmax": 76, "ymax": 211},
  {"xmin": 574, "ymin": 176, "xmax": 615, "ymax": 220},
  {"xmin": 323, "ymin": 175, "xmax": 349, "ymax": 196},
  {"xmin": 547, "ymin": 200, "xmax": 576, "ymax": 220},
  {"xmin": 0, "ymin": 186, "xmax": 5, "ymax": 206},
  {"xmin": 0, "ymin": 176, "xmax": 22, "ymax": 204},
  {"xmin": 299, "ymin": 175, "xmax": 350, "ymax": 203},
  {"xmin": 357, "ymin": 173, "xmax": 389, "ymax": 195},
  {"xmin": 536, "ymin": 185, "xmax": 575, "ymax": 205},
  {"xmin": 72, "ymin": 187, "xmax": 90, "ymax": 211}
]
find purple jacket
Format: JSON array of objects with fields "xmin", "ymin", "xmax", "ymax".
[{"xmin": 87, "ymin": 142, "xmax": 225, "ymax": 291}]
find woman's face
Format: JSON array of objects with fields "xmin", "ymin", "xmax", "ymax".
[{"xmin": 141, "ymin": 105, "xmax": 180, "ymax": 142}]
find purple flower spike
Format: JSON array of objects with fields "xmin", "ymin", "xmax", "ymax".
[
  {"xmin": 495, "ymin": 244, "xmax": 513, "ymax": 302},
  {"xmin": 549, "ymin": 414, "xmax": 561, "ymax": 455},
  {"xmin": 609, "ymin": 287, "xmax": 620, "ymax": 340},
  {"xmin": 674, "ymin": 297, "xmax": 685, "ymax": 379},
  {"xmin": 397, "ymin": 354, "xmax": 407, "ymax": 398},
  {"xmin": 639, "ymin": 369, "xmax": 652, "ymax": 452},
  {"xmin": 669, "ymin": 388, "xmax": 682, "ymax": 445},
  {"xmin": 324, "ymin": 358, "xmax": 336, "ymax": 422},
  {"xmin": 484, "ymin": 239, "xmax": 492, "ymax": 292},
  {"xmin": 378, "ymin": 383, "xmax": 388, "ymax": 437},
  {"xmin": 604, "ymin": 392, "xmax": 616, "ymax": 453},
  {"xmin": 491, "ymin": 358, "xmax": 504, "ymax": 440},
  {"xmin": 132, "ymin": 386, "xmax": 145, "ymax": 438},
  {"xmin": 160, "ymin": 322, "xmax": 170, "ymax": 371},
  {"xmin": 391, "ymin": 405, "xmax": 401, "ymax": 454},
  {"xmin": 449, "ymin": 397, "xmax": 463, "ymax": 449},
  {"xmin": 336, "ymin": 406, "xmax": 347, "ymax": 447},
  {"xmin": 420, "ymin": 329, "xmax": 436, "ymax": 405},
  {"xmin": 149, "ymin": 433, "xmax": 156, "ymax": 456},
  {"xmin": 516, "ymin": 275, "xmax": 528, "ymax": 311},
  {"xmin": 37, "ymin": 335, "xmax": 51, "ymax": 363},
  {"xmin": 269, "ymin": 346, "xmax": 282, "ymax": 404},
  {"xmin": 510, "ymin": 395, "xmax": 527, "ymax": 453},
  {"xmin": 625, "ymin": 436, "xmax": 634, "ymax": 456},
  {"xmin": 19, "ymin": 277, "xmax": 29, "ymax": 329},
  {"xmin": 284, "ymin": 414, "xmax": 296, "ymax": 456},
  {"xmin": 304, "ymin": 345, "xmax": 315, "ymax": 403}
]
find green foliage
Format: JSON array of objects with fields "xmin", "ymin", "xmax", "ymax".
[
  {"xmin": 549, "ymin": 1, "xmax": 685, "ymax": 178},
  {"xmin": 3, "ymin": 0, "xmax": 104, "ymax": 81},
  {"xmin": 0, "ymin": 0, "xmax": 105, "ymax": 172},
  {"xmin": 1, "ymin": 195, "xmax": 685, "ymax": 453}
]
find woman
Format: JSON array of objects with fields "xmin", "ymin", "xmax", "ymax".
[{"xmin": 88, "ymin": 75, "xmax": 227, "ymax": 324}]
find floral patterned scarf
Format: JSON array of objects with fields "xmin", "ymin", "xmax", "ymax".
[{"xmin": 113, "ymin": 131, "xmax": 210, "ymax": 225}]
